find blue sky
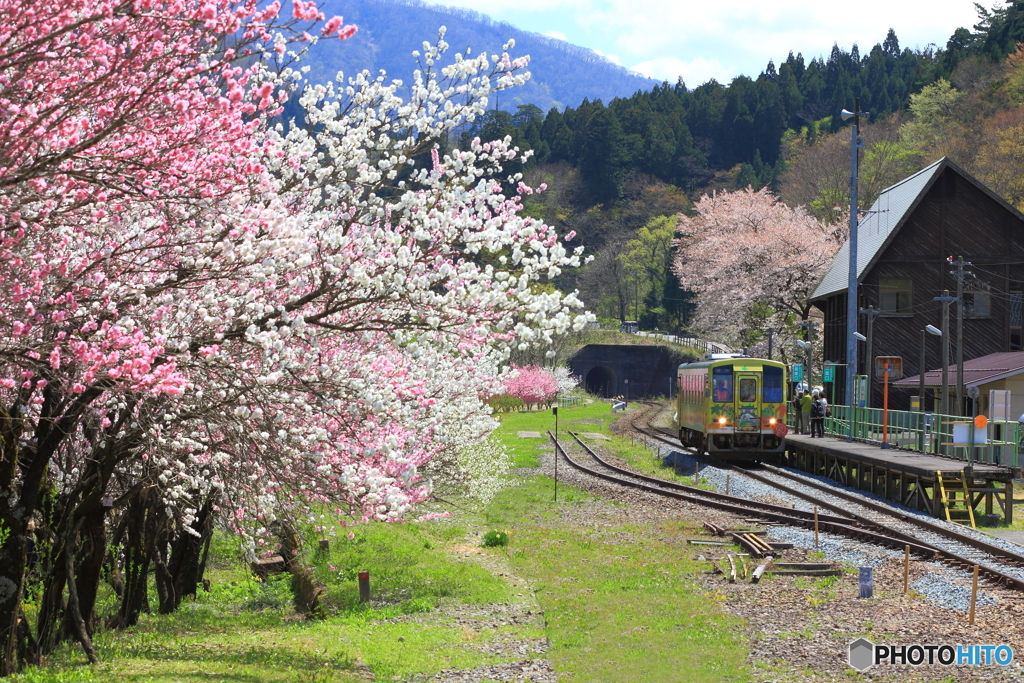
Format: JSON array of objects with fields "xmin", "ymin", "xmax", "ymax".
[{"xmin": 421, "ymin": 0, "xmax": 984, "ymax": 86}]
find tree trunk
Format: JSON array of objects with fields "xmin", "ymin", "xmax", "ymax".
[
  {"xmin": 108, "ymin": 489, "xmax": 159, "ymax": 629},
  {"xmin": 163, "ymin": 495, "xmax": 217, "ymax": 612},
  {"xmin": 0, "ymin": 519, "xmax": 28, "ymax": 677},
  {"xmin": 33, "ymin": 528, "xmax": 67, "ymax": 658},
  {"xmin": 63, "ymin": 520, "xmax": 98, "ymax": 664},
  {"xmin": 62, "ymin": 507, "xmax": 106, "ymax": 640}
]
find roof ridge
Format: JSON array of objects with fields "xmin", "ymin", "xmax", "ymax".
[{"xmin": 874, "ymin": 157, "xmax": 945, "ymax": 198}]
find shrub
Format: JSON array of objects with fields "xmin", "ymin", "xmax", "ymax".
[
  {"xmin": 487, "ymin": 394, "xmax": 525, "ymax": 412},
  {"xmin": 482, "ymin": 530, "xmax": 509, "ymax": 547}
]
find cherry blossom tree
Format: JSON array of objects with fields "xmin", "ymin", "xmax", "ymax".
[
  {"xmin": 552, "ymin": 365, "xmax": 581, "ymax": 395},
  {"xmin": 504, "ymin": 365, "xmax": 560, "ymax": 408},
  {"xmin": 673, "ymin": 187, "xmax": 846, "ymax": 351}
]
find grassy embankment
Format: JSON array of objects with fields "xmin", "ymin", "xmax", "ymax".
[{"xmin": 13, "ymin": 400, "xmax": 748, "ymax": 683}]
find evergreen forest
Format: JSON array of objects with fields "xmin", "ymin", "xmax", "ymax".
[{"xmin": 448, "ymin": 1, "xmax": 1024, "ymax": 335}]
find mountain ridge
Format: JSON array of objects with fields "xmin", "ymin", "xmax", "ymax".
[{"xmin": 301, "ymin": 0, "xmax": 661, "ymax": 112}]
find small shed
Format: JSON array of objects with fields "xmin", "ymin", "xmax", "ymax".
[{"xmin": 894, "ymin": 351, "xmax": 1024, "ymax": 420}]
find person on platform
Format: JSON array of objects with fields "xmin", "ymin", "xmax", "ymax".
[
  {"xmin": 810, "ymin": 390, "xmax": 826, "ymax": 438},
  {"xmin": 792, "ymin": 391, "xmax": 804, "ymax": 434},
  {"xmin": 800, "ymin": 390, "xmax": 813, "ymax": 434}
]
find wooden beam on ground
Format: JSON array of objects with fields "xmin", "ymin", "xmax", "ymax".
[{"xmin": 751, "ymin": 559, "xmax": 772, "ymax": 584}]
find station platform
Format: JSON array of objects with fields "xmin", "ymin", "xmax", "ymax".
[{"xmin": 781, "ymin": 432, "xmax": 1017, "ymax": 524}]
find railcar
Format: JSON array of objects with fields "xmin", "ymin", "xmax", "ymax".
[{"xmin": 673, "ymin": 356, "xmax": 787, "ymax": 462}]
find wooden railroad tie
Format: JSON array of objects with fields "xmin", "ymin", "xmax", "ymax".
[{"xmin": 730, "ymin": 532, "xmax": 775, "ymax": 558}]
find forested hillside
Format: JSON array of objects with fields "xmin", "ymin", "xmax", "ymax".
[
  {"xmin": 297, "ymin": 0, "xmax": 659, "ymax": 112},
  {"xmin": 472, "ymin": 1, "xmax": 1024, "ymax": 337}
]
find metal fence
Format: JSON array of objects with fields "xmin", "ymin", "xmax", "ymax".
[
  {"xmin": 788, "ymin": 404, "xmax": 1022, "ymax": 469},
  {"xmin": 634, "ymin": 331, "xmax": 733, "ymax": 356}
]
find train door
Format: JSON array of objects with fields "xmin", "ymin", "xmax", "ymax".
[{"xmin": 734, "ymin": 372, "xmax": 760, "ymax": 432}]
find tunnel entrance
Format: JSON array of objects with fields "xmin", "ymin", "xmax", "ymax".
[{"xmin": 585, "ymin": 366, "xmax": 617, "ymax": 398}]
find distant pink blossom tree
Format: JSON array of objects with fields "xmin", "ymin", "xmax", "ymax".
[
  {"xmin": 504, "ymin": 365, "xmax": 560, "ymax": 408},
  {"xmin": 673, "ymin": 187, "xmax": 846, "ymax": 351}
]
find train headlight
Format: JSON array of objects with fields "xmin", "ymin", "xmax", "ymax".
[
  {"xmin": 718, "ymin": 417, "xmax": 728, "ymax": 424},
  {"xmin": 769, "ymin": 418, "xmax": 777, "ymax": 425}
]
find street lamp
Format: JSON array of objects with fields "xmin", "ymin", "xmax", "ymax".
[
  {"xmin": 796, "ymin": 339, "xmax": 812, "ymax": 390},
  {"xmin": 848, "ymin": 332, "xmax": 867, "ymax": 441},
  {"xmin": 926, "ymin": 325, "xmax": 948, "ymax": 417},
  {"xmin": 842, "ymin": 100, "xmax": 868, "ymax": 411}
]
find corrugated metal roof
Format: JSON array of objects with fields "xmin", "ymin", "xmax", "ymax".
[
  {"xmin": 810, "ymin": 157, "xmax": 947, "ymax": 301},
  {"xmin": 894, "ymin": 351, "xmax": 1024, "ymax": 388}
]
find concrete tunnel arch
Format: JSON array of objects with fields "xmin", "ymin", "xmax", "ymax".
[{"xmin": 585, "ymin": 365, "xmax": 617, "ymax": 398}]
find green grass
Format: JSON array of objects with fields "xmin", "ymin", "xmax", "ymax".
[
  {"xmin": 13, "ymin": 523, "xmax": 531, "ymax": 683},
  {"xmin": 485, "ymin": 404, "xmax": 749, "ymax": 682},
  {"xmin": 11, "ymin": 399, "xmax": 750, "ymax": 682},
  {"xmin": 486, "ymin": 477, "xmax": 747, "ymax": 681},
  {"xmin": 492, "ymin": 400, "xmax": 615, "ymax": 467}
]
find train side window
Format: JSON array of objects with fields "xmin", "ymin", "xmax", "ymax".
[
  {"xmin": 763, "ymin": 366, "xmax": 783, "ymax": 402},
  {"xmin": 712, "ymin": 366, "xmax": 732, "ymax": 402}
]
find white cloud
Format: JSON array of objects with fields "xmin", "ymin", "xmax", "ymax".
[
  {"xmin": 631, "ymin": 56, "xmax": 725, "ymax": 86},
  {"xmin": 417, "ymin": 0, "xmax": 981, "ymax": 85},
  {"xmin": 543, "ymin": 30, "xmax": 569, "ymax": 42},
  {"xmin": 591, "ymin": 47, "xmax": 623, "ymax": 66}
]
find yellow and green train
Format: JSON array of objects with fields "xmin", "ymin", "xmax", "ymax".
[{"xmin": 673, "ymin": 356, "xmax": 787, "ymax": 462}]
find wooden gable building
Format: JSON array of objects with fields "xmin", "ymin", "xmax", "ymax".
[{"xmin": 810, "ymin": 157, "xmax": 1024, "ymax": 411}]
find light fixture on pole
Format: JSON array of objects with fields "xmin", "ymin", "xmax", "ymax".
[
  {"xmin": 796, "ymin": 339, "xmax": 812, "ymax": 390},
  {"xmin": 842, "ymin": 100, "xmax": 868, "ymax": 412},
  {"xmin": 926, "ymin": 324, "xmax": 948, "ymax": 418},
  {"xmin": 848, "ymin": 332, "xmax": 867, "ymax": 441}
]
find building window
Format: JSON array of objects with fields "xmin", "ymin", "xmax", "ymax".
[
  {"xmin": 879, "ymin": 278, "xmax": 913, "ymax": 315},
  {"xmin": 964, "ymin": 291, "xmax": 991, "ymax": 318}
]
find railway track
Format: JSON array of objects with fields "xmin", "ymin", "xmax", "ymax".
[
  {"xmin": 620, "ymin": 401, "xmax": 1024, "ymax": 591},
  {"xmin": 626, "ymin": 403, "xmax": 1024, "ymax": 589},
  {"xmin": 551, "ymin": 429, "xmax": 938, "ymax": 560}
]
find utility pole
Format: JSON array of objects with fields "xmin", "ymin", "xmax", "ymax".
[
  {"xmin": 859, "ymin": 305, "xmax": 882, "ymax": 408},
  {"xmin": 843, "ymin": 98, "xmax": 868, "ymax": 409},
  {"xmin": 950, "ymin": 256, "xmax": 973, "ymax": 417},
  {"xmin": 767, "ymin": 328, "xmax": 775, "ymax": 360},
  {"xmin": 935, "ymin": 290, "xmax": 956, "ymax": 417}
]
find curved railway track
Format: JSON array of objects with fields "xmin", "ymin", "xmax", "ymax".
[
  {"xmin": 551, "ymin": 429, "xmax": 938, "ymax": 559},
  {"xmin": 614, "ymin": 401, "xmax": 1024, "ymax": 591}
]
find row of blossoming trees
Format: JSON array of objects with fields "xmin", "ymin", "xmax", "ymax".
[{"xmin": 0, "ymin": 0, "xmax": 590, "ymax": 672}]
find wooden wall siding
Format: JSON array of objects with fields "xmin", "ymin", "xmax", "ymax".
[{"xmin": 814, "ymin": 165, "xmax": 1024, "ymax": 412}]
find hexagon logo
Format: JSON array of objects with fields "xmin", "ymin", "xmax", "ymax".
[{"xmin": 849, "ymin": 638, "xmax": 875, "ymax": 672}]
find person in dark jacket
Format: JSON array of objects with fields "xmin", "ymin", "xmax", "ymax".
[
  {"xmin": 793, "ymin": 391, "xmax": 804, "ymax": 434},
  {"xmin": 810, "ymin": 390, "xmax": 826, "ymax": 438}
]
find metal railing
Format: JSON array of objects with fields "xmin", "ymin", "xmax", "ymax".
[{"xmin": 788, "ymin": 404, "xmax": 1021, "ymax": 469}]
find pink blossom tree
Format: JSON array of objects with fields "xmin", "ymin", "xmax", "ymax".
[
  {"xmin": 673, "ymin": 187, "xmax": 846, "ymax": 353},
  {"xmin": 504, "ymin": 365, "xmax": 560, "ymax": 408},
  {"xmin": 0, "ymin": 0, "xmax": 357, "ymax": 668}
]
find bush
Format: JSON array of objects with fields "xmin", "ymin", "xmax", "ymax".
[
  {"xmin": 487, "ymin": 394, "xmax": 525, "ymax": 412},
  {"xmin": 482, "ymin": 530, "xmax": 509, "ymax": 547}
]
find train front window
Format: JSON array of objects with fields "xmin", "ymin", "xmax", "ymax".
[
  {"xmin": 712, "ymin": 366, "xmax": 733, "ymax": 402},
  {"xmin": 763, "ymin": 366, "xmax": 783, "ymax": 402},
  {"xmin": 739, "ymin": 378, "xmax": 756, "ymax": 402}
]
